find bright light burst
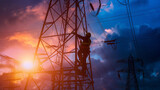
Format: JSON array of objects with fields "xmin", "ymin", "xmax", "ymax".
[{"xmin": 21, "ymin": 60, "xmax": 33, "ymax": 71}]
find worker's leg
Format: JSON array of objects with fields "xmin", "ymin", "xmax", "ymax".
[
  {"xmin": 78, "ymin": 49, "xmax": 83, "ymax": 61},
  {"xmin": 82, "ymin": 50, "xmax": 89, "ymax": 74},
  {"xmin": 82, "ymin": 57, "xmax": 87, "ymax": 74}
]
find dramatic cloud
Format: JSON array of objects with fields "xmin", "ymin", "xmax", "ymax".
[
  {"xmin": 8, "ymin": 32, "xmax": 38, "ymax": 47},
  {"xmin": 0, "ymin": 0, "xmax": 47, "ymax": 51},
  {"xmin": 91, "ymin": 26, "xmax": 119, "ymax": 51},
  {"xmin": 91, "ymin": 24, "xmax": 160, "ymax": 90}
]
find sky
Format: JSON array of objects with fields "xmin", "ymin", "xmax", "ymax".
[{"xmin": 0, "ymin": 0, "xmax": 160, "ymax": 90}]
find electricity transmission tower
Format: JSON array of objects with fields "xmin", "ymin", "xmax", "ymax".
[
  {"xmin": 25, "ymin": 0, "xmax": 94, "ymax": 90},
  {"xmin": 117, "ymin": 55, "xmax": 144, "ymax": 90}
]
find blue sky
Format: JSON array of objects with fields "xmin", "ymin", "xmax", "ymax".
[{"xmin": 87, "ymin": 0, "xmax": 160, "ymax": 89}]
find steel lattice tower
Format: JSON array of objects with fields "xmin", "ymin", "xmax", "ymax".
[
  {"xmin": 25, "ymin": 0, "xmax": 94, "ymax": 90},
  {"xmin": 126, "ymin": 55, "xmax": 139, "ymax": 90},
  {"xmin": 117, "ymin": 55, "xmax": 144, "ymax": 90}
]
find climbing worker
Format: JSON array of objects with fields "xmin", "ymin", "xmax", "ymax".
[{"xmin": 77, "ymin": 32, "xmax": 91, "ymax": 74}]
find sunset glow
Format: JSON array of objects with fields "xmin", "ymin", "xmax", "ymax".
[{"xmin": 21, "ymin": 60, "xmax": 33, "ymax": 71}]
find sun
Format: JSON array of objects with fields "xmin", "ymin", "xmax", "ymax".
[{"xmin": 21, "ymin": 60, "xmax": 33, "ymax": 71}]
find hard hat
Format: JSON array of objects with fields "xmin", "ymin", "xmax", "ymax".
[{"xmin": 86, "ymin": 32, "xmax": 91, "ymax": 37}]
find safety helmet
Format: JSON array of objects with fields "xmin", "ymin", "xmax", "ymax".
[{"xmin": 86, "ymin": 32, "xmax": 91, "ymax": 38}]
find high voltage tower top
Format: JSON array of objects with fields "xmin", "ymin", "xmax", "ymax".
[
  {"xmin": 25, "ymin": 0, "xmax": 94, "ymax": 90},
  {"xmin": 117, "ymin": 55, "xmax": 144, "ymax": 90}
]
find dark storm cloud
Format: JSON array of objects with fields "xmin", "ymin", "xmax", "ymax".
[
  {"xmin": 91, "ymin": 24, "xmax": 160, "ymax": 90},
  {"xmin": 93, "ymin": 24, "xmax": 160, "ymax": 64},
  {"xmin": 137, "ymin": 25, "xmax": 160, "ymax": 63},
  {"xmin": 91, "ymin": 58, "xmax": 110, "ymax": 78},
  {"xmin": 91, "ymin": 58, "xmax": 125, "ymax": 90}
]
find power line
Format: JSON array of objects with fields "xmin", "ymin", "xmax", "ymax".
[
  {"xmin": 116, "ymin": 0, "xmax": 128, "ymax": 5},
  {"xmin": 126, "ymin": 0, "xmax": 137, "ymax": 56},
  {"xmin": 99, "ymin": 6, "xmax": 160, "ymax": 19},
  {"xmin": 92, "ymin": 7, "xmax": 160, "ymax": 23},
  {"xmin": 96, "ymin": 7, "xmax": 160, "ymax": 23},
  {"xmin": 116, "ymin": 0, "xmax": 138, "ymax": 58},
  {"xmin": 88, "ymin": 0, "xmax": 102, "ymax": 16},
  {"xmin": 87, "ymin": 0, "xmax": 108, "ymax": 40},
  {"xmin": 88, "ymin": 1, "xmax": 160, "ymax": 35},
  {"xmin": 98, "ymin": 6, "xmax": 160, "ymax": 20},
  {"xmin": 95, "ymin": 4, "xmax": 160, "ymax": 20}
]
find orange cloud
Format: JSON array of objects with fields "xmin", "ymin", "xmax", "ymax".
[{"xmin": 9, "ymin": 32, "xmax": 37, "ymax": 47}]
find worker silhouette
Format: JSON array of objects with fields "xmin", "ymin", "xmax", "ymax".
[{"xmin": 77, "ymin": 32, "xmax": 91, "ymax": 74}]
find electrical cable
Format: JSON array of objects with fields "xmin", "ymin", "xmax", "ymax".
[
  {"xmin": 117, "ymin": 0, "xmax": 128, "ymax": 5},
  {"xmin": 96, "ymin": 7, "xmax": 160, "ymax": 23},
  {"xmin": 87, "ymin": 0, "xmax": 109, "ymax": 41},
  {"xmin": 88, "ymin": 0, "xmax": 102, "ymax": 16},
  {"xmin": 126, "ymin": 0, "xmax": 138, "ymax": 57},
  {"xmin": 87, "ymin": 24, "xmax": 101, "ymax": 46},
  {"xmin": 118, "ymin": 2, "xmax": 145, "ymax": 89},
  {"xmin": 116, "ymin": 0, "xmax": 139, "ymax": 59}
]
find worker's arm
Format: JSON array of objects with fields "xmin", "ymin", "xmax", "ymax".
[
  {"xmin": 72, "ymin": 32, "xmax": 85, "ymax": 39},
  {"xmin": 77, "ymin": 34, "xmax": 85, "ymax": 39}
]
